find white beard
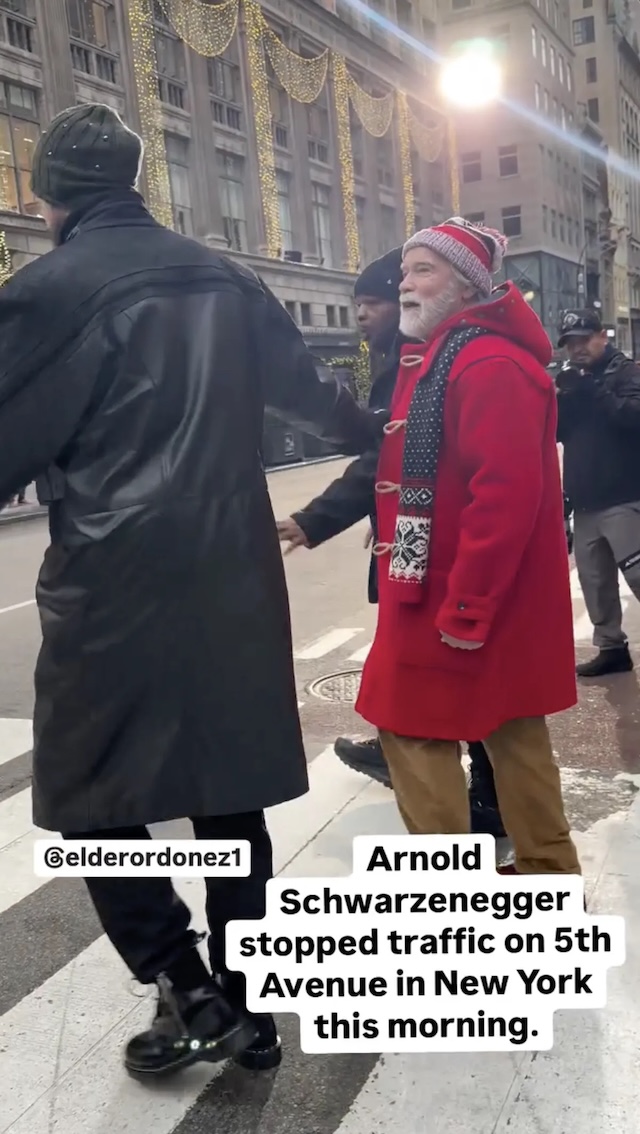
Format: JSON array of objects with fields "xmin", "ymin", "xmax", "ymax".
[{"xmin": 399, "ymin": 281, "xmax": 463, "ymax": 341}]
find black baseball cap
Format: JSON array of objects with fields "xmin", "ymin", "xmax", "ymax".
[{"xmin": 557, "ymin": 308, "xmax": 604, "ymax": 347}]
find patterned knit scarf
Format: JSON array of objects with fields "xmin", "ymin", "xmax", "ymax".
[{"xmin": 389, "ymin": 325, "xmax": 490, "ymax": 603}]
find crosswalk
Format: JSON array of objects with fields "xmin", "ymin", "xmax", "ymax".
[{"xmin": 0, "ymin": 564, "xmax": 637, "ymax": 1133}]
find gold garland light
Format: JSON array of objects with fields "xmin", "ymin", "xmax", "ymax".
[
  {"xmin": 407, "ymin": 103, "xmax": 444, "ymax": 163},
  {"xmin": 244, "ymin": 0, "xmax": 281, "ymax": 257},
  {"xmin": 396, "ymin": 92, "xmax": 415, "ymax": 240},
  {"xmin": 332, "ymin": 54, "xmax": 359, "ymax": 274},
  {"xmin": 126, "ymin": 0, "xmax": 173, "ymax": 228},
  {"xmin": 157, "ymin": 0, "xmax": 239, "ymax": 56},
  {"xmin": 0, "ymin": 231, "xmax": 11, "ymax": 286},
  {"xmin": 263, "ymin": 26, "xmax": 329, "ymax": 103},
  {"xmin": 347, "ymin": 75, "xmax": 393, "ymax": 137},
  {"xmin": 327, "ymin": 341, "xmax": 371, "ymax": 403}
]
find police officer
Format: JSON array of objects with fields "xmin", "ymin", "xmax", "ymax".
[{"xmin": 557, "ymin": 309, "xmax": 640, "ymax": 676}]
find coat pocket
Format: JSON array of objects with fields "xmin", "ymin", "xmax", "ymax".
[{"xmin": 391, "ymin": 569, "xmax": 485, "ymax": 675}]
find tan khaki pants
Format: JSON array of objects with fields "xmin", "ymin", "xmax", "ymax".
[{"xmin": 379, "ymin": 717, "xmax": 581, "ymax": 875}]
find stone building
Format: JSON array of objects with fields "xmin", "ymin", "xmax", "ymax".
[{"xmin": 0, "ymin": 0, "xmax": 451, "ymax": 360}]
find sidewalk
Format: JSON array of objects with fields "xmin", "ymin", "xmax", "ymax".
[{"xmin": 0, "ymin": 487, "xmax": 46, "ymax": 527}]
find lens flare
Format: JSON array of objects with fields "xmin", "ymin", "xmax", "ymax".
[{"xmin": 439, "ymin": 46, "xmax": 503, "ymax": 110}]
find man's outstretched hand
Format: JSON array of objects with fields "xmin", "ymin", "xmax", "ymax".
[{"xmin": 276, "ymin": 517, "xmax": 311, "ymax": 555}]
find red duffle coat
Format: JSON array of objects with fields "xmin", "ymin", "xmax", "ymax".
[{"xmin": 356, "ymin": 283, "xmax": 577, "ymax": 741}]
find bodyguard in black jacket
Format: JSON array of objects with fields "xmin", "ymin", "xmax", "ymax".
[
  {"xmin": 557, "ymin": 308, "xmax": 640, "ymax": 676},
  {"xmin": 277, "ymin": 249, "xmax": 506, "ymax": 838}
]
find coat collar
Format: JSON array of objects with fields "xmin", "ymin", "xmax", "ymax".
[{"xmin": 60, "ymin": 190, "xmax": 159, "ymax": 245}]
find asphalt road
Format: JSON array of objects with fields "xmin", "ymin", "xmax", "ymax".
[{"xmin": 1, "ymin": 459, "xmax": 640, "ymax": 1134}]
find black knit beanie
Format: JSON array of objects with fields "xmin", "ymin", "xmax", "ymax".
[
  {"xmin": 354, "ymin": 246, "xmax": 403, "ymax": 303},
  {"xmin": 31, "ymin": 104, "xmax": 143, "ymax": 209}
]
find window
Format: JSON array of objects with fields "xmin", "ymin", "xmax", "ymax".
[
  {"xmin": 561, "ymin": 106, "xmax": 566, "ymax": 130},
  {"xmin": 0, "ymin": 81, "xmax": 39, "ymax": 215},
  {"xmin": 311, "ymin": 182, "xmax": 333, "ymax": 267},
  {"xmin": 583, "ymin": 0, "xmax": 592, "ymax": 6},
  {"xmin": 465, "ymin": 211, "xmax": 485, "ymax": 224},
  {"xmin": 586, "ymin": 57, "xmax": 597, "ymax": 83},
  {"xmin": 307, "ymin": 89, "xmax": 330, "ymax": 164},
  {"xmin": 67, "ymin": 1, "xmax": 118, "ymax": 81},
  {"xmin": 155, "ymin": 26, "xmax": 187, "ymax": 108},
  {"xmin": 66, "ymin": 1, "xmax": 115, "ymax": 47},
  {"xmin": 553, "ymin": 97, "xmax": 558, "ymax": 121},
  {"xmin": 326, "ymin": 305, "xmax": 336, "ymax": 327},
  {"xmin": 551, "ymin": 208, "xmax": 557, "ymax": 237},
  {"xmin": 542, "ymin": 204, "xmax": 548, "ymax": 232},
  {"xmin": 498, "ymin": 144, "xmax": 518, "ymax": 177},
  {"xmin": 339, "ymin": 306, "xmax": 349, "ymax": 327},
  {"xmin": 217, "ymin": 151, "xmax": 247, "ymax": 251},
  {"xmin": 284, "ymin": 300, "xmax": 296, "ymax": 320},
  {"xmin": 535, "ymin": 82, "xmax": 541, "ymax": 109},
  {"xmin": 531, "ymin": 26, "xmax": 537, "ymax": 57},
  {"xmin": 351, "ymin": 111, "xmax": 364, "ymax": 179},
  {"xmin": 275, "ymin": 169, "xmax": 293, "ymax": 252},
  {"xmin": 567, "ymin": 65, "xmax": 572, "ymax": 92},
  {"xmin": 376, "ymin": 137, "xmax": 395, "ymax": 188},
  {"xmin": 209, "ymin": 53, "xmax": 243, "ymax": 132},
  {"xmin": 2, "ymin": 0, "xmax": 36, "ymax": 53},
  {"xmin": 573, "ymin": 17, "xmax": 594, "ymax": 45},
  {"xmin": 559, "ymin": 213, "xmax": 565, "ymax": 242},
  {"xmin": 558, "ymin": 56, "xmax": 564, "ymax": 86},
  {"xmin": 451, "ymin": 0, "xmax": 471, "ymax": 7},
  {"xmin": 300, "ymin": 302, "xmax": 312, "ymax": 325},
  {"xmin": 588, "ymin": 98, "xmax": 599, "ymax": 122},
  {"xmin": 165, "ymin": 134, "xmax": 193, "ymax": 235},
  {"xmin": 461, "ymin": 150, "xmax": 481, "ymax": 183},
  {"xmin": 550, "ymin": 46, "xmax": 555, "ymax": 77},
  {"xmin": 501, "ymin": 205, "xmax": 521, "ymax": 237},
  {"xmin": 540, "ymin": 36, "xmax": 547, "ymax": 68},
  {"xmin": 544, "ymin": 89, "xmax": 550, "ymax": 113}
]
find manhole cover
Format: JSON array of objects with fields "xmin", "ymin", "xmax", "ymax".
[{"xmin": 308, "ymin": 669, "xmax": 362, "ymax": 703}]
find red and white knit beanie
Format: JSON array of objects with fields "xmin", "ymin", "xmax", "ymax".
[{"xmin": 403, "ymin": 216, "xmax": 509, "ymax": 299}]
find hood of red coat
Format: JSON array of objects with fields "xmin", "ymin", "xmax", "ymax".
[{"xmin": 409, "ymin": 282, "xmax": 553, "ymax": 369}]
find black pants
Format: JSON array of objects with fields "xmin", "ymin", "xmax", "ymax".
[{"xmin": 64, "ymin": 811, "xmax": 272, "ymax": 985}]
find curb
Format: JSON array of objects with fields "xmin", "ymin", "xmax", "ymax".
[
  {"xmin": 266, "ymin": 453, "xmax": 347, "ymax": 476},
  {"xmin": 0, "ymin": 506, "xmax": 47, "ymax": 527}
]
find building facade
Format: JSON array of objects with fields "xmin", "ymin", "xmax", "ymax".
[
  {"xmin": 438, "ymin": 0, "xmax": 613, "ymax": 349},
  {"xmin": 0, "ymin": 0, "xmax": 451, "ymax": 361},
  {"xmin": 569, "ymin": 0, "xmax": 640, "ymax": 352}
]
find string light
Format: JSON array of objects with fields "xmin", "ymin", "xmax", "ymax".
[
  {"xmin": 332, "ymin": 54, "xmax": 359, "ymax": 274},
  {"xmin": 447, "ymin": 118, "xmax": 460, "ymax": 214},
  {"xmin": 158, "ymin": 0, "xmax": 239, "ymax": 55},
  {"xmin": 396, "ymin": 92, "xmax": 415, "ymax": 239},
  {"xmin": 347, "ymin": 77, "xmax": 393, "ymax": 138},
  {"xmin": 407, "ymin": 104, "xmax": 444, "ymax": 162},
  {"xmin": 326, "ymin": 341, "xmax": 371, "ymax": 403},
  {"xmin": 244, "ymin": 0, "xmax": 281, "ymax": 258},
  {"xmin": 126, "ymin": 0, "xmax": 174, "ymax": 228},
  {"xmin": 0, "ymin": 231, "xmax": 11, "ymax": 286},
  {"xmin": 263, "ymin": 25, "xmax": 329, "ymax": 103}
]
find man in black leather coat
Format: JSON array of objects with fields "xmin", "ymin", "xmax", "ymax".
[
  {"xmin": 0, "ymin": 105, "xmax": 385, "ymax": 1079},
  {"xmin": 277, "ymin": 248, "xmax": 506, "ymax": 838}
]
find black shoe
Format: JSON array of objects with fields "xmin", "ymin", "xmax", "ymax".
[
  {"xmin": 469, "ymin": 796, "xmax": 507, "ymax": 838},
  {"xmin": 124, "ymin": 975, "xmax": 257, "ymax": 1077},
  {"xmin": 576, "ymin": 646, "xmax": 634, "ymax": 678},
  {"xmin": 218, "ymin": 971, "xmax": 282, "ymax": 1071},
  {"xmin": 334, "ymin": 736, "xmax": 392, "ymax": 787}
]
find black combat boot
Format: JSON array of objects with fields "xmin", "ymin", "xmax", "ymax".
[
  {"xmin": 124, "ymin": 972, "xmax": 257, "ymax": 1077},
  {"xmin": 576, "ymin": 646, "xmax": 634, "ymax": 678},
  {"xmin": 334, "ymin": 736, "xmax": 391, "ymax": 787},
  {"xmin": 218, "ymin": 970, "xmax": 282, "ymax": 1071}
]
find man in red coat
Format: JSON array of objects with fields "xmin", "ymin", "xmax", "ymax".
[{"xmin": 356, "ymin": 218, "xmax": 581, "ymax": 875}]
